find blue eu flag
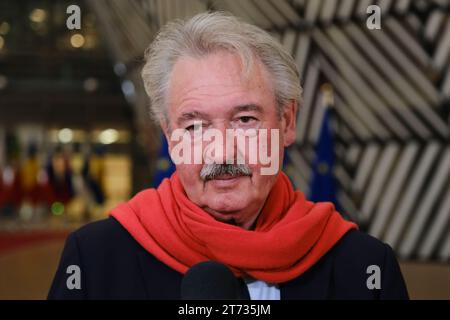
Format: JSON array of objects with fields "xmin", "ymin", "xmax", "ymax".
[
  {"xmin": 152, "ymin": 134, "xmax": 175, "ymax": 187},
  {"xmin": 309, "ymin": 106, "xmax": 338, "ymax": 208},
  {"xmin": 282, "ymin": 148, "xmax": 296, "ymax": 186}
]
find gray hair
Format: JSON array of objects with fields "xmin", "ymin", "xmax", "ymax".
[{"xmin": 141, "ymin": 11, "xmax": 303, "ymax": 123}]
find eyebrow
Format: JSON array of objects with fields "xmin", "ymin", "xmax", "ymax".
[
  {"xmin": 233, "ymin": 104, "xmax": 264, "ymax": 114},
  {"xmin": 176, "ymin": 111, "xmax": 209, "ymax": 126},
  {"xmin": 176, "ymin": 103, "xmax": 264, "ymax": 126}
]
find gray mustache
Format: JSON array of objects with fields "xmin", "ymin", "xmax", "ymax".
[{"xmin": 200, "ymin": 164, "xmax": 253, "ymax": 181}]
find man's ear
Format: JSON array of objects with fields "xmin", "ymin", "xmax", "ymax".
[{"xmin": 282, "ymin": 100, "xmax": 298, "ymax": 147}]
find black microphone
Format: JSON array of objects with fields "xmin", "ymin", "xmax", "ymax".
[{"xmin": 180, "ymin": 261, "xmax": 243, "ymax": 300}]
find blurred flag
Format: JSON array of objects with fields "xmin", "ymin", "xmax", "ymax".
[
  {"xmin": 47, "ymin": 149, "xmax": 75, "ymax": 204},
  {"xmin": 309, "ymin": 84, "xmax": 339, "ymax": 208},
  {"xmin": 0, "ymin": 165, "xmax": 22, "ymax": 217},
  {"xmin": 33, "ymin": 167, "xmax": 55, "ymax": 206},
  {"xmin": 82, "ymin": 146, "xmax": 105, "ymax": 205},
  {"xmin": 0, "ymin": 132, "xmax": 23, "ymax": 216},
  {"xmin": 152, "ymin": 134, "xmax": 175, "ymax": 187},
  {"xmin": 21, "ymin": 144, "xmax": 39, "ymax": 200},
  {"xmin": 282, "ymin": 148, "xmax": 296, "ymax": 186}
]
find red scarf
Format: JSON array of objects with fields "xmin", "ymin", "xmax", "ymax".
[{"xmin": 111, "ymin": 171, "xmax": 357, "ymax": 283}]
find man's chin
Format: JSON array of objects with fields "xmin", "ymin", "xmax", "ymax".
[{"xmin": 203, "ymin": 208, "xmax": 243, "ymax": 225}]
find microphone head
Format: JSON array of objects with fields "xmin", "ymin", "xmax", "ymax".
[{"xmin": 181, "ymin": 261, "xmax": 242, "ymax": 300}]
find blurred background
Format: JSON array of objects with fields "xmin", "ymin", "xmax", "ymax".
[{"xmin": 0, "ymin": 0, "xmax": 449, "ymax": 299}]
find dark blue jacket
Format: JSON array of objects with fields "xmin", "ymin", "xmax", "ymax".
[{"xmin": 48, "ymin": 217, "xmax": 409, "ymax": 300}]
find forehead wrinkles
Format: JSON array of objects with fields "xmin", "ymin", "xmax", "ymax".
[
  {"xmin": 173, "ymin": 85, "xmax": 253, "ymax": 110},
  {"xmin": 172, "ymin": 81, "xmax": 273, "ymax": 118},
  {"xmin": 169, "ymin": 52, "xmax": 272, "ymax": 95},
  {"xmin": 170, "ymin": 72, "xmax": 258, "ymax": 104}
]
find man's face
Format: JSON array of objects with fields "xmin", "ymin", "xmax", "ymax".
[{"xmin": 163, "ymin": 51, "xmax": 297, "ymax": 229}]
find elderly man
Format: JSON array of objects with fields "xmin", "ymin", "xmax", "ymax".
[{"xmin": 48, "ymin": 12, "xmax": 408, "ymax": 300}]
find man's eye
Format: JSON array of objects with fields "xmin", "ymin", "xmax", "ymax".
[
  {"xmin": 239, "ymin": 116, "xmax": 257, "ymax": 123},
  {"xmin": 185, "ymin": 123, "xmax": 201, "ymax": 131}
]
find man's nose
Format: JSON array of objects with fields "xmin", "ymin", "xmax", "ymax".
[{"xmin": 203, "ymin": 123, "xmax": 236, "ymax": 165}]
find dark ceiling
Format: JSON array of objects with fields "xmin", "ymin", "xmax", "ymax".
[{"xmin": 0, "ymin": 0, "xmax": 133, "ymax": 129}]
